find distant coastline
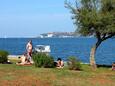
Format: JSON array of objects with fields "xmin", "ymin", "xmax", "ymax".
[
  {"xmin": 0, "ymin": 32, "xmax": 94, "ymax": 38},
  {"xmin": 37, "ymin": 32, "xmax": 94, "ymax": 38},
  {"xmin": 0, "ymin": 36, "xmax": 94, "ymax": 39}
]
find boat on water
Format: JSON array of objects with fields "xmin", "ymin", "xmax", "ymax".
[{"xmin": 34, "ymin": 45, "xmax": 51, "ymax": 54}]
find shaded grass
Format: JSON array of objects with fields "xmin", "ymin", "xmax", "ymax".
[{"xmin": 0, "ymin": 62, "xmax": 115, "ymax": 86}]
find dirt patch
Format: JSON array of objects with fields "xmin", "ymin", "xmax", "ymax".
[
  {"xmin": 0, "ymin": 76, "xmax": 50, "ymax": 86},
  {"xmin": 89, "ymin": 75, "xmax": 115, "ymax": 86}
]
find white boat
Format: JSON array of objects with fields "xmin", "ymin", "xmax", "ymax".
[{"xmin": 34, "ymin": 45, "xmax": 51, "ymax": 53}]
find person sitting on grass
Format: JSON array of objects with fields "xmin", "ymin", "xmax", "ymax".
[
  {"xmin": 16, "ymin": 53, "xmax": 31, "ymax": 65},
  {"xmin": 56, "ymin": 58, "xmax": 64, "ymax": 68},
  {"xmin": 112, "ymin": 62, "xmax": 115, "ymax": 70}
]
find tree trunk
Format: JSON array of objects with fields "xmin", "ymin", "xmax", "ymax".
[
  {"xmin": 90, "ymin": 40, "xmax": 102, "ymax": 70},
  {"xmin": 90, "ymin": 45, "xmax": 97, "ymax": 70}
]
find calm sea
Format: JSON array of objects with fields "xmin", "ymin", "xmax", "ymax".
[{"xmin": 0, "ymin": 38, "xmax": 115, "ymax": 65}]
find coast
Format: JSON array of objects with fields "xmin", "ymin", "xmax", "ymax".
[
  {"xmin": 0, "ymin": 38, "xmax": 115, "ymax": 65},
  {"xmin": 8, "ymin": 55, "xmax": 113, "ymax": 66},
  {"xmin": 8, "ymin": 55, "xmax": 21, "ymax": 60}
]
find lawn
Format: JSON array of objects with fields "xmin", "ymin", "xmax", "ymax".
[{"xmin": 0, "ymin": 60, "xmax": 115, "ymax": 86}]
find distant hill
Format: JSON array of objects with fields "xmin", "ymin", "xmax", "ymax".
[{"xmin": 38, "ymin": 32, "xmax": 80, "ymax": 38}]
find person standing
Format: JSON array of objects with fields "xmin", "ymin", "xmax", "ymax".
[{"xmin": 26, "ymin": 40, "xmax": 33, "ymax": 63}]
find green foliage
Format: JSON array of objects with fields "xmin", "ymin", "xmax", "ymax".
[
  {"xmin": 67, "ymin": 56, "xmax": 82, "ymax": 70},
  {"xmin": 0, "ymin": 50, "xmax": 9, "ymax": 63},
  {"xmin": 66, "ymin": 0, "xmax": 115, "ymax": 37},
  {"xmin": 32, "ymin": 53, "xmax": 54, "ymax": 68}
]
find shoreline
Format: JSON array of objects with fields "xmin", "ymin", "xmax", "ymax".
[
  {"xmin": 8, "ymin": 55, "xmax": 22, "ymax": 60},
  {"xmin": 8, "ymin": 55, "xmax": 112, "ymax": 66},
  {"xmin": 8, "ymin": 54, "xmax": 89, "ymax": 64},
  {"xmin": 8, "ymin": 55, "xmax": 22, "ymax": 58}
]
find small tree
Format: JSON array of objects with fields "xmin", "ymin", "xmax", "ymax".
[{"xmin": 65, "ymin": 0, "xmax": 115, "ymax": 69}]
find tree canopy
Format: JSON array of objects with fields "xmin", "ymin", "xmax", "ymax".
[{"xmin": 66, "ymin": 0, "xmax": 115, "ymax": 39}]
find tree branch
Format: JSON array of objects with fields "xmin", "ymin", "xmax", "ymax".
[
  {"xmin": 102, "ymin": 33, "xmax": 115, "ymax": 41},
  {"xmin": 95, "ymin": 31, "xmax": 101, "ymax": 41},
  {"xmin": 101, "ymin": 33, "xmax": 106, "ymax": 39}
]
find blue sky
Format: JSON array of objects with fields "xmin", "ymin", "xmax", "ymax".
[{"xmin": 0, "ymin": 0, "xmax": 75, "ymax": 37}]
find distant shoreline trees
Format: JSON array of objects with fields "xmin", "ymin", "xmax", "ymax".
[{"xmin": 65, "ymin": 0, "xmax": 115, "ymax": 70}]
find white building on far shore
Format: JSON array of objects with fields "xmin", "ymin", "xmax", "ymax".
[
  {"xmin": 39, "ymin": 32, "xmax": 77, "ymax": 38},
  {"xmin": 40, "ymin": 33, "xmax": 53, "ymax": 38},
  {"xmin": 47, "ymin": 33, "xmax": 53, "ymax": 37}
]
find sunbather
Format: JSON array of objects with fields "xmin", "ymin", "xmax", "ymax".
[
  {"xmin": 16, "ymin": 53, "xmax": 30, "ymax": 65},
  {"xmin": 56, "ymin": 58, "xmax": 64, "ymax": 68},
  {"xmin": 112, "ymin": 62, "xmax": 115, "ymax": 70}
]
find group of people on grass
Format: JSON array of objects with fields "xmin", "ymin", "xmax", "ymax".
[
  {"xmin": 16, "ymin": 40, "xmax": 115, "ymax": 70},
  {"xmin": 16, "ymin": 40, "xmax": 33, "ymax": 65},
  {"xmin": 16, "ymin": 40, "xmax": 64, "ymax": 68}
]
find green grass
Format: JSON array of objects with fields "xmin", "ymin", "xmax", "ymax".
[{"xmin": 0, "ymin": 62, "xmax": 115, "ymax": 86}]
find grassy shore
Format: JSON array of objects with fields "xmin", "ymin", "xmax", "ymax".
[{"xmin": 0, "ymin": 58, "xmax": 115, "ymax": 86}]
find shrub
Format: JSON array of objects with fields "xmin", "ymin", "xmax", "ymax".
[
  {"xmin": 32, "ymin": 53, "xmax": 54, "ymax": 68},
  {"xmin": 0, "ymin": 50, "xmax": 9, "ymax": 63},
  {"xmin": 67, "ymin": 56, "xmax": 82, "ymax": 70}
]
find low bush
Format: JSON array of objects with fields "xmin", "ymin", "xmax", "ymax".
[
  {"xmin": 67, "ymin": 56, "xmax": 82, "ymax": 70},
  {"xmin": 0, "ymin": 50, "xmax": 9, "ymax": 63},
  {"xmin": 32, "ymin": 53, "xmax": 54, "ymax": 68}
]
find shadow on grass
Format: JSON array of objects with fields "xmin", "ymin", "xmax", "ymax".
[{"xmin": 97, "ymin": 64, "xmax": 112, "ymax": 68}]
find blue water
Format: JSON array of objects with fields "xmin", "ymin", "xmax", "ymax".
[{"xmin": 0, "ymin": 38, "xmax": 115, "ymax": 65}]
